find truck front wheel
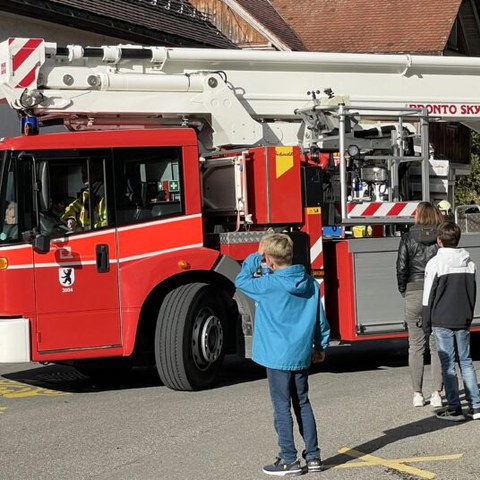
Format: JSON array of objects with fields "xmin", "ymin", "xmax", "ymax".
[{"xmin": 155, "ymin": 283, "xmax": 226, "ymax": 391}]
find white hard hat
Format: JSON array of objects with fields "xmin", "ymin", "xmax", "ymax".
[{"xmin": 438, "ymin": 200, "xmax": 451, "ymax": 212}]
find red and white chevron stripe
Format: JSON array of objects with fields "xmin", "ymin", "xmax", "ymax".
[
  {"xmin": 347, "ymin": 201, "xmax": 418, "ymax": 218},
  {"xmin": 1, "ymin": 38, "xmax": 44, "ymax": 90}
]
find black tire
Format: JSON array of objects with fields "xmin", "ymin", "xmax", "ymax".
[{"xmin": 155, "ymin": 283, "xmax": 226, "ymax": 391}]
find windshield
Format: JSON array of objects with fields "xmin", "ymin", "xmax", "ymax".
[{"xmin": 0, "ymin": 151, "xmax": 19, "ymax": 243}]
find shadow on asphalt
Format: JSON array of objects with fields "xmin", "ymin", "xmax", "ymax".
[
  {"xmin": 322, "ymin": 414, "xmax": 468, "ymax": 471},
  {"xmin": 3, "ymin": 337, "xmax": 479, "ymax": 394},
  {"xmin": 3, "ymin": 363, "xmax": 161, "ymax": 393},
  {"xmin": 218, "ymin": 338, "xmax": 411, "ymax": 387}
]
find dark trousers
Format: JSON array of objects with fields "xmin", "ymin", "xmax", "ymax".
[
  {"xmin": 266, "ymin": 368, "xmax": 320, "ymax": 463},
  {"xmin": 405, "ymin": 289, "xmax": 443, "ymax": 393}
]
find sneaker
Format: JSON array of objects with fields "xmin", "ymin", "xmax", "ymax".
[
  {"xmin": 262, "ymin": 458, "xmax": 303, "ymax": 476},
  {"xmin": 413, "ymin": 392, "xmax": 425, "ymax": 407},
  {"xmin": 306, "ymin": 458, "xmax": 324, "ymax": 472},
  {"xmin": 430, "ymin": 391, "xmax": 443, "ymax": 408},
  {"xmin": 435, "ymin": 407, "xmax": 466, "ymax": 422},
  {"xmin": 467, "ymin": 407, "xmax": 480, "ymax": 420}
]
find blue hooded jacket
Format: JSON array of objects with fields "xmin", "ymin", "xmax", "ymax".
[{"xmin": 235, "ymin": 253, "xmax": 330, "ymax": 370}]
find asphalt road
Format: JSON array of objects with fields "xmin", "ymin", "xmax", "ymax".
[{"xmin": 1, "ymin": 339, "xmax": 480, "ymax": 480}]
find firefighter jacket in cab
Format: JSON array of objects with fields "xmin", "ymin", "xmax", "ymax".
[
  {"xmin": 235, "ymin": 252, "xmax": 330, "ymax": 370},
  {"xmin": 62, "ymin": 182, "xmax": 106, "ymax": 230}
]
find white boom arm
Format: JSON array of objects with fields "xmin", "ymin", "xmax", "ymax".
[{"xmin": 2, "ymin": 38, "xmax": 480, "ymax": 148}]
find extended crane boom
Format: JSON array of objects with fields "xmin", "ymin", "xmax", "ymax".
[{"xmin": 2, "ymin": 38, "xmax": 480, "ymax": 149}]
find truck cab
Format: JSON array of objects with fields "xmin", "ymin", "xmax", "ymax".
[{"xmin": 0, "ymin": 128, "xmax": 233, "ymax": 389}]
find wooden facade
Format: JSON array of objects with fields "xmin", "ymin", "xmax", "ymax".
[
  {"xmin": 430, "ymin": 122, "xmax": 472, "ymax": 165},
  {"xmin": 449, "ymin": 0, "xmax": 480, "ymax": 55},
  {"xmin": 189, "ymin": 0, "xmax": 270, "ymax": 48}
]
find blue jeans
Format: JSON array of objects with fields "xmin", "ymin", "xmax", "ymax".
[
  {"xmin": 433, "ymin": 327, "xmax": 480, "ymax": 410},
  {"xmin": 266, "ymin": 368, "xmax": 320, "ymax": 463}
]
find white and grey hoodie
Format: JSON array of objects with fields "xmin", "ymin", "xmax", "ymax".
[{"xmin": 422, "ymin": 247, "xmax": 476, "ymax": 333}]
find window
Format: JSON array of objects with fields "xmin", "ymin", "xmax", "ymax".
[
  {"xmin": 0, "ymin": 153, "xmax": 19, "ymax": 243},
  {"xmin": 59, "ymin": 159, "xmax": 108, "ymax": 234},
  {"xmin": 114, "ymin": 147, "xmax": 183, "ymax": 226},
  {"xmin": 32, "ymin": 150, "xmax": 111, "ymax": 237},
  {"xmin": 447, "ymin": 19, "xmax": 459, "ymax": 50}
]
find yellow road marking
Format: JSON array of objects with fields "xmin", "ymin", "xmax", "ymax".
[
  {"xmin": 0, "ymin": 379, "xmax": 70, "ymax": 398},
  {"xmin": 329, "ymin": 447, "xmax": 463, "ymax": 479},
  {"xmin": 393, "ymin": 455, "xmax": 464, "ymax": 463},
  {"xmin": 0, "ymin": 405, "xmax": 7, "ymax": 414}
]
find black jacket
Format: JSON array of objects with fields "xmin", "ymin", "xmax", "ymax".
[
  {"xmin": 422, "ymin": 247, "xmax": 476, "ymax": 333},
  {"xmin": 396, "ymin": 224, "xmax": 439, "ymax": 294}
]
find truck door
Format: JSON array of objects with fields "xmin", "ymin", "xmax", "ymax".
[{"xmin": 30, "ymin": 150, "xmax": 121, "ymax": 354}]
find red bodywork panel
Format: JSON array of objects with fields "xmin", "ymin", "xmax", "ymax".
[
  {"xmin": 220, "ymin": 242, "xmax": 258, "ymax": 261},
  {"xmin": 324, "ymin": 240, "xmax": 407, "ymax": 341},
  {"xmin": 246, "ymin": 146, "xmax": 302, "ymax": 225},
  {"xmin": 0, "ymin": 245, "xmax": 35, "ymax": 317}
]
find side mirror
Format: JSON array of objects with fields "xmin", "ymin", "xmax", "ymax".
[
  {"xmin": 38, "ymin": 161, "xmax": 50, "ymax": 212},
  {"xmin": 32, "ymin": 234, "xmax": 50, "ymax": 254}
]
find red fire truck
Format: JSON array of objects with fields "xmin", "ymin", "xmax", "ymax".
[{"xmin": 0, "ymin": 38, "xmax": 479, "ymax": 390}]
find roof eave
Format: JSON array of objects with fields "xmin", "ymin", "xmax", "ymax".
[{"xmin": 0, "ymin": 0, "xmax": 236, "ymax": 48}]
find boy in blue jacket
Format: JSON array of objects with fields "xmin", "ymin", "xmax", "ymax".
[{"xmin": 235, "ymin": 233, "xmax": 330, "ymax": 476}]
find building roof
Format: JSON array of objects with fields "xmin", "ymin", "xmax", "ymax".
[
  {"xmin": 233, "ymin": 0, "xmax": 306, "ymax": 50},
  {"xmin": 271, "ymin": 0, "xmax": 462, "ymax": 54},
  {"xmin": 1, "ymin": 0, "xmax": 236, "ymax": 48}
]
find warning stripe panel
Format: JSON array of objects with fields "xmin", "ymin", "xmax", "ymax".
[
  {"xmin": 388, "ymin": 202, "xmax": 410, "ymax": 215},
  {"xmin": 310, "ymin": 234, "xmax": 323, "ymax": 263},
  {"xmin": 362, "ymin": 203, "xmax": 383, "ymax": 216},
  {"xmin": 12, "ymin": 38, "xmax": 42, "ymax": 72},
  {"xmin": 16, "ymin": 65, "xmax": 37, "ymax": 88},
  {"xmin": 6, "ymin": 38, "xmax": 44, "ymax": 90},
  {"xmin": 347, "ymin": 202, "xmax": 419, "ymax": 217}
]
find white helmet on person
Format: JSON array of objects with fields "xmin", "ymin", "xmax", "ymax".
[{"xmin": 437, "ymin": 200, "xmax": 451, "ymax": 213}]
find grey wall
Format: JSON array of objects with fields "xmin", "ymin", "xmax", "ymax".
[{"xmin": 0, "ymin": 11, "xmax": 127, "ymax": 46}]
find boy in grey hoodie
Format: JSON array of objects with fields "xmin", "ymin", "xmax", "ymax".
[{"xmin": 422, "ymin": 222, "xmax": 480, "ymax": 421}]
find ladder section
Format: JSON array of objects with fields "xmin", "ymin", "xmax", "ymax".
[{"xmin": 295, "ymin": 102, "xmax": 432, "ymax": 225}]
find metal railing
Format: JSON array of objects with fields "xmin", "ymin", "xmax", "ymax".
[{"xmin": 455, "ymin": 204, "xmax": 480, "ymax": 233}]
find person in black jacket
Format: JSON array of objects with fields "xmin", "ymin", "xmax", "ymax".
[
  {"xmin": 422, "ymin": 222, "xmax": 479, "ymax": 421},
  {"xmin": 396, "ymin": 201, "xmax": 444, "ymax": 408}
]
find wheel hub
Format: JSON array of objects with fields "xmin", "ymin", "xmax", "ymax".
[{"xmin": 192, "ymin": 308, "xmax": 224, "ymax": 371}]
